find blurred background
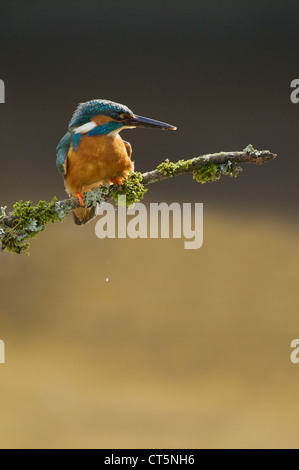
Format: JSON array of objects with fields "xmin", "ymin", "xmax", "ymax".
[{"xmin": 0, "ymin": 1, "xmax": 298, "ymax": 448}]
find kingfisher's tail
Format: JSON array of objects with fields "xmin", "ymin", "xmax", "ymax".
[{"xmin": 72, "ymin": 206, "xmax": 96, "ymax": 225}]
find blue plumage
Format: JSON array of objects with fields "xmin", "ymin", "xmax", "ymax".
[
  {"xmin": 56, "ymin": 131, "xmax": 71, "ymax": 175},
  {"xmin": 56, "ymin": 99, "xmax": 176, "ymax": 189},
  {"xmin": 87, "ymin": 121, "xmax": 123, "ymax": 136},
  {"xmin": 68, "ymin": 99, "xmax": 132, "ymax": 130},
  {"xmin": 57, "ymin": 100, "xmax": 132, "ymax": 175},
  {"xmin": 71, "ymin": 133, "xmax": 83, "ymax": 151}
]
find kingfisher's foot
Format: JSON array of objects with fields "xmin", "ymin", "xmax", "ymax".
[
  {"xmin": 110, "ymin": 176, "xmax": 124, "ymax": 186},
  {"xmin": 76, "ymin": 192, "xmax": 85, "ymax": 207},
  {"xmin": 107, "ymin": 176, "xmax": 124, "ymax": 186},
  {"xmin": 115, "ymin": 176, "xmax": 124, "ymax": 185}
]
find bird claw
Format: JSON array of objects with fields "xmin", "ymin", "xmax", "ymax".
[
  {"xmin": 76, "ymin": 192, "xmax": 85, "ymax": 207},
  {"xmin": 108, "ymin": 176, "xmax": 124, "ymax": 186}
]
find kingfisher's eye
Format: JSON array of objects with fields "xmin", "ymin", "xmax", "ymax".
[
  {"xmin": 110, "ymin": 111, "xmax": 122, "ymax": 120},
  {"xmin": 119, "ymin": 113, "xmax": 125, "ymax": 120}
]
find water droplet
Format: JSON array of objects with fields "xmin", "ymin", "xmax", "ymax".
[{"xmin": 106, "ymin": 277, "xmax": 109, "ymax": 282}]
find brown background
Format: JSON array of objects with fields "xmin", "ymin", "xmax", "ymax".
[{"xmin": 0, "ymin": 1, "xmax": 298, "ymax": 448}]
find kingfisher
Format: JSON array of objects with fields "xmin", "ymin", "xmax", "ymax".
[{"xmin": 56, "ymin": 99, "xmax": 176, "ymax": 224}]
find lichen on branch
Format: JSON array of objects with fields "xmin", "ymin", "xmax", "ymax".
[
  {"xmin": 0, "ymin": 198, "xmax": 65, "ymax": 254},
  {"xmin": 0, "ymin": 145, "xmax": 276, "ymax": 255},
  {"xmin": 110, "ymin": 172, "xmax": 148, "ymax": 207}
]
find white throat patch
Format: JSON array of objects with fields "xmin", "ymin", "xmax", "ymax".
[{"xmin": 107, "ymin": 125, "xmax": 136, "ymax": 137}]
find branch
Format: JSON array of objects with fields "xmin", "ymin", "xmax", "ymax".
[
  {"xmin": 141, "ymin": 147, "xmax": 275, "ymax": 185},
  {"xmin": 0, "ymin": 145, "xmax": 276, "ymax": 254}
]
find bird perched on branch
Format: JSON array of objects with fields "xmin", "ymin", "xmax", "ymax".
[{"xmin": 56, "ymin": 99, "xmax": 176, "ymax": 225}]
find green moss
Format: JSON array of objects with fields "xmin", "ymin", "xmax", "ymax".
[
  {"xmin": 82, "ymin": 183, "xmax": 110, "ymax": 207},
  {"xmin": 0, "ymin": 197, "xmax": 65, "ymax": 254},
  {"xmin": 218, "ymin": 160, "xmax": 242, "ymax": 178},
  {"xmin": 13, "ymin": 198, "xmax": 63, "ymax": 225},
  {"xmin": 0, "ymin": 155, "xmax": 244, "ymax": 255},
  {"xmin": 192, "ymin": 161, "xmax": 242, "ymax": 184},
  {"xmin": 110, "ymin": 172, "xmax": 147, "ymax": 207},
  {"xmin": 157, "ymin": 158, "xmax": 193, "ymax": 177},
  {"xmin": 192, "ymin": 164, "xmax": 220, "ymax": 183},
  {"xmin": 243, "ymin": 144, "xmax": 262, "ymax": 158},
  {"xmin": 157, "ymin": 159, "xmax": 178, "ymax": 176}
]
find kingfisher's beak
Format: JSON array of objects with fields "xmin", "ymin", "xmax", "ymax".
[{"xmin": 125, "ymin": 114, "xmax": 177, "ymax": 131}]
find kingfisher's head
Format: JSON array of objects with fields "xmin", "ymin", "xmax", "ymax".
[{"xmin": 68, "ymin": 99, "xmax": 176, "ymax": 136}]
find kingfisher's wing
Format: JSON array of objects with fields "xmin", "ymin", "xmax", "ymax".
[
  {"xmin": 123, "ymin": 140, "xmax": 132, "ymax": 159},
  {"xmin": 56, "ymin": 131, "xmax": 71, "ymax": 176}
]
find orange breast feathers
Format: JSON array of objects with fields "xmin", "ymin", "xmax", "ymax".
[{"xmin": 64, "ymin": 134, "xmax": 134, "ymax": 196}]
